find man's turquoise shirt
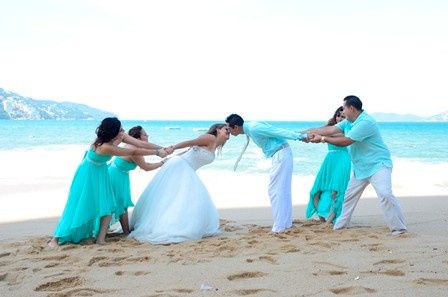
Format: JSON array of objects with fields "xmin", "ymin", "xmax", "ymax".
[
  {"xmin": 243, "ymin": 121, "xmax": 306, "ymax": 158},
  {"xmin": 336, "ymin": 111, "xmax": 392, "ymax": 179}
]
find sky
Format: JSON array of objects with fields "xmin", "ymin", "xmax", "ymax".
[{"xmin": 1, "ymin": 0, "xmax": 447, "ymax": 120}]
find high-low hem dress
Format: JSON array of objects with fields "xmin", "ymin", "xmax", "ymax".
[
  {"xmin": 306, "ymin": 143, "xmax": 351, "ymax": 222},
  {"xmin": 53, "ymin": 149, "xmax": 116, "ymax": 244}
]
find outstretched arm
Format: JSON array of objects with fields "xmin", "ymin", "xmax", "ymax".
[
  {"xmin": 172, "ymin": 134, "xmax": 214, "ymax": 151},
  {"xmin": 122, "ymin": 133, "xmax": 164, "ymax": 149},
  {"xmin": 309, "ymin": 133, "xmax": 354, "ymax": 147},
  {"xmin": 98, "ymin": 142, "xmax": 163, "ymax": 157},
  {"xmin": 132, "ymin": 155, "xmax": 165, "ymax": 171},
  {"xmin": 305, "ymin": 125, "xmax": 342, "ymax": 136},
  {"xmin": 252, "ymin": 123, "xmax": 306, "ymax": 140},
  {"xmin": 121, "ymin": 133, "xmax": 168, "ymax": 156}
]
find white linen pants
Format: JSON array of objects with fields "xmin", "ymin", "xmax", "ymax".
[
  {"xmin": 268, "ymin": 146, "xmax": 293, "ymax": 232},
  {"xmin": 333, "ymin": 166, "xmax": 407, "ymax": 232}
]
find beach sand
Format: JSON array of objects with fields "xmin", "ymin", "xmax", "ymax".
[{"xmin": 1, "ymin": 196, "xmax": 448, "ymax": 297}]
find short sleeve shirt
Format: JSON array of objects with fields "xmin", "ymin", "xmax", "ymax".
[{"xmin": 336, "ymin": 112, "xmax": 392, "ymax": 179}]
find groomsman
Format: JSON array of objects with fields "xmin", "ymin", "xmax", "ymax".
[
  {"xmin": 225, "ymin": 114, "xmax": 307, "ymax": 233},
  {"xmin": 307, "ymin": 95, "xmax": 407, "ymax": 235}
]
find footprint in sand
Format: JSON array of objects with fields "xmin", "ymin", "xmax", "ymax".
[
  {"xmin": 115, "ymin": 270, "xmax": 151, "ymax": 276},
  {"xmin": 258, "ymin": 255, "xmax": 277, "ymax": 264},
  {"xmin": 40, "ymin": 254, "xmax": 70, "ymax": 261},
  {"xmin": 0, "ymin": 252, "xmax": 11, "ymax": 258},
  {"xmin": 362, "ymin": 243, "xmax": 383, "ymax": 252},
  {"xmin": 379, "ymin": 269, "xmax": 405, "ymax": 276},
  {"xmin": 327, "ymin": 270, "xmax": 348, "ymax": 276},
  {"xmin": 44, "ymin": 262, "xmax": 61, "ymax": 268},
  {"xmin": 232, "ymin": 288, "xmax": 276, "ymax": 295},
  {"xmin": 337, "ymin": 238, "xmax": 360, "ymax": 242},
  {"xmin": 281, "ymin": 244, "xmax": 300, "ymax": 253},
  {"xmin": 373, "ymin": 259, "xmax": 405, "ymax": 265},
  {"xmin": 34, "ymin": 276, "xmax": 82, "ymax": 292},
  {"xmin": 98, "ymin": 248, "xmax": 125, "ymax": 253},
  {"xmin": 44, "ymin": 272, "xmax": 66, "ymax": 279},
  {"xmin": 172, "ymin": 288, "xmax": 194, "ymax": 293},
  {"xmin": 247, "ymin": 239, "xmax": 259, "ymax": 245},
  {"xmin": 413, "ymin": 278, "xmax": 448, "ymax": 286},
  {"xmin": 97, "ymin": 256, "xmax": 128, "ymax": 267},
  {"xmin": 330, "ymin": 286, "xmax": 376, "ymax": 295},
  {"xmin": 60, "ymin": 245, "xmax": 79, "ymax": 251},
  {"xmin": 0, "ymin": 273, "xmax": 7, "ymax": 281},
  {"xmin": 87, "ymin": 256, "xmax": 108, "ymax": 266},
  {"xmin": 309, "ymin": 241, "xmax": 333, "ymax": 249},
  {"xmin": 227, "ymin": 271, "xmax": 267, "ymax": 281},
  {"xmin": 53, "ymin": 287, "xmax": 112, "ymax": 296},
  {"xmin": 312, "ymin": 270, "xmax": 347, "ymax": 276},
  {"xmin": 246, "ymin": 255, "xmax": 277, "ymax": 264}
]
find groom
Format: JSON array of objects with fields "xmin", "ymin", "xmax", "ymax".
[{"xmin": 225, "ymin": 114, "xmax": 307, "ymax": 233}]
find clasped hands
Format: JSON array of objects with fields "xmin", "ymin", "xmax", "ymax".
[
  {"xmin": 157, "ymin": 146, "xmax": 175, "ymax": 158},
  {"xmin": 298, "ymin": 131, "xmax": 324, "ymax": 143}
]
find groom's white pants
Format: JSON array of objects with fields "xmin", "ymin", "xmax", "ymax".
[
  {"xmin": 334, "ymin": 166, "xmax": 407, "ymax": 232},
  {"xmin": 269, "ymin": 146, "xmax": 293, "ymax": 233}
]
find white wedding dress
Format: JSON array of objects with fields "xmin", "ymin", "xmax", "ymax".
[{"xmin": 129, "ymin": 146, "xmax": 220, "ymax": 244}]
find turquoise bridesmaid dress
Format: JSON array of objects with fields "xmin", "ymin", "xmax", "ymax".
[
  {"xmin": 53, "ymin": 148, "xmax": 116, "ymax": 244},
  {"xmin": 108, "ymin": 156, "xmax": 137, "ymax": 223},
  {"xmin": 306, "ymin": 143, "xmax": 351, "ymax": 222}
]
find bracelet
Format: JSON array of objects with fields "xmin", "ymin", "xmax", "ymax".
[{"xmin": 321, "ymin": 136, "xmax": 326, "ymax": 143}]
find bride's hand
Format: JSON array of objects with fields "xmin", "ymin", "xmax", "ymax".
[
  {"xmin": 163, "ymin": 146, "xmax": 174, "ymax": 155},
  {"xmin": 157, "ymin": 148, "xmax": 168, "ymax": 158}
]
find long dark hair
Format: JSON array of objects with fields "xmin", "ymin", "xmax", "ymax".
[
  {"xmin": 93, "ymin": 117, "xmax": 122, "ymax": 147},
  {"xmin": 327, "ymin": 106, "xmax": 344, "ymax": 126}
]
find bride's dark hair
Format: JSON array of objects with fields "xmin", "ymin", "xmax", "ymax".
[{"xmin": 207, "ymin": 123, "xmax": 227, "ymax": 153}]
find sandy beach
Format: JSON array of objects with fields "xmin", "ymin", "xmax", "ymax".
[{"xmin": 1, "ymin": 195, "xmax": 448, "ymax": 297}]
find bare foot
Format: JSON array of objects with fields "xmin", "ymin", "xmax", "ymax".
[{"xmin": 47, "ymin": 238, "xmax": 59, "ymax": 248}]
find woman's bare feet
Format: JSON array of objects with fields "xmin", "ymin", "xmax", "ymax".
[{"xmin": 47, "ymin": 237, "xmax": 59, "ymax": 248}]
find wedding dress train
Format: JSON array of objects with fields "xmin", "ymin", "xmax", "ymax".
[{"xmin": 129, "ymin": 146, "xmax": 220, "ymax": 244}]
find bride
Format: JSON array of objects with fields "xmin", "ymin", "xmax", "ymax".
[{"xmin": 129, "ymin": 123, "xmax": 230, "ymax": 244}]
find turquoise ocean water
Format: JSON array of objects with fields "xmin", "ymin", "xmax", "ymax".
[{"xmin": 1, "ymin": 120, "xmax": 447, "ymax": 176}]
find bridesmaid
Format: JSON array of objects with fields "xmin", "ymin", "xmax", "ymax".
[
  {"xmin": 108, "ymin": 125, "xmax": 165, "ymax": 235},
  {"xmin": 305, "ymin": 107, "xmax": 352, "ymax": 223},
  {"xmin": 48, "ymin": 117, "xmax": 170, "ymax": 247}
]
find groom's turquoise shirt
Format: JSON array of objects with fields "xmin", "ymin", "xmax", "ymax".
[
  {"xmin": 336, "ymin": 111, "xmax": 392, "ymax": 179},
  {"xmin": 243, "ymin": 121, "xmax": 306, "ymax": 158}
]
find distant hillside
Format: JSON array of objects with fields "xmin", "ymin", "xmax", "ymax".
[
  {"xmin": 371, "ymin": 112, "xmax": 425, "ymax": 122},
  {"xmin": 427, "ymin": 111, "xmax": 448, "ymax": 121},
  {"xmin": 0, "ymin": 88, "xmax": 115, "ymax": 120},
  {"xmin": 371, "ymin": 111, "xmax": 448, "ymax": 122}
]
